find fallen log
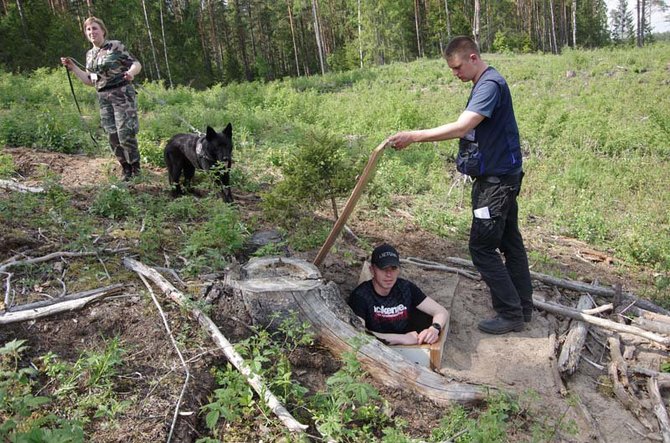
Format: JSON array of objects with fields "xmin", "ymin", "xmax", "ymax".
[
  {"xmin": 225, "ymin": 257, "xmax": 488, "ymax": 406},
  {"xmin": 558, "ymin": 295, "xmax": 594, "ymax": 375},
  {"xmin": 630, "ymin": 367, "xmax": 670, "ymax": 389},
  {"xmin": 0, "ymin": 179, "xmax": 44, "ymax": 193},
  {"xmin": 608, "ymin": 336, "xmax": 656, "ymax": 432},
  {"xmin": 648, "ymin": 376, "xmax": 670, "ymax": 443},
  {"xmin": 439, "ymin": 256, "xmax": 670, "ymax": 315},
  {"xmin": 122, "ymin": 257, "xmax": 308, "ymax": 434},
  {"xmin": 0, "ymin": 284, "xmax": 123, "ymax": 324},
  {"xmin": 548, "ymin": 331, "xmax": 568, "ymax": 396},
  {"xmin": 533, "ymin": 299, "xmax": 670, "ymax": 347},
  {"xmin": 640, "ymin": 311, "xmax": 670, "ymax": 326},
  {"xmin": 632, "ymin": 317, "xmax": 670, "ymax": 336}
]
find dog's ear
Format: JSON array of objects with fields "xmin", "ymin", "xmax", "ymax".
[
  {"xmin": 206, "ymin": 126, "xmax": 217, "ymax": 140},
  {"xmin": 223, "ymin": 123, "xmax": 232, "ymax": 138}
]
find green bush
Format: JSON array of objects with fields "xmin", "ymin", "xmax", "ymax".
[
  {"xmin": 90, "ymin": 184, "xmax": 137, "ymax": 219},
  {"xmin": 181, "ymin": 200, "xmax": 248, "ymax": 274},
  {"xmin": 261, "ymin": 130, "xmax": 365, "ymax": 223}
]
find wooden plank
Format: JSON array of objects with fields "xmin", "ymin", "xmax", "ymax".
[{"xmin": 313, "ymin": 140, "xmax": 388, "ymax": 267}]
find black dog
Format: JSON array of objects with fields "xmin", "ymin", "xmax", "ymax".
[{"xmin": 164, "ymin": 124, "xmax": 233, "ymax": 202}]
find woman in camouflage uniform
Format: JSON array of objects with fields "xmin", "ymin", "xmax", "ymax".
[{"xmin": 61, "ymin": 16, "xmax": 142, "ymax": 180}]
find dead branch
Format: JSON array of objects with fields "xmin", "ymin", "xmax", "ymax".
[
  {"xmin": 0, "ymin": 284, "xmax": 124, "ymax": 324},
  {"xmin": 533, "ymin": 299, "xmax": 670, "ymax": 347},
  {"xmin": 548, "ymin": 331, "xmax": 568, "ymax": 396},
  {"xmin": 608, "ymin": 336, "xmax": 656, "ymax": 431},
  {"xmin": 402, "ymin": 257, "xmax": 481, "ymax": 280},
  {"xmin": 1, "ymin": 271, "xmax": 11, "ymax": 309},
  {"xmin": 0, "ymin": 179, "xmax": 44, "ymax": 193},
  {"xmin": 558, "ymin": 295, "xmax": 594, "ymax": 375},
  {"xmin": 583, "ymin": 303, "xmax": 613, "ymax": 315},
  {"xmin": 122, "ymin": 257, "xmax": 308, "ymax": 434},
  {"xmin": 441, "ymin": 256, "xmax": 670, "ymax": 315},
  {"xmin": 648, "ymin": 376, "xmax": 670, "ymax": 443},
  {"xmin": 0, "ymin": 248, "xmax": 130, "ymax": 273}
]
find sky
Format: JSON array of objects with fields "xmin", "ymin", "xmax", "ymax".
[{"xmin": 604, "ymin": 0, "xmax": 670, "ymax": 33}]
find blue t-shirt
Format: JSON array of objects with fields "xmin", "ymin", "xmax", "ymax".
[
  {"xmin": 348, "ymin": 278, "xmax": 427, "ymax": 334},
  {"xmin": 462, "ymin": 67, "xmax": 522, "ymax": 176}
]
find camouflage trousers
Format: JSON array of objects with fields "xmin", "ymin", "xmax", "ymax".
[{"xmin": 98, "ymin": 84, "xmax": 140, "ymax": 165}]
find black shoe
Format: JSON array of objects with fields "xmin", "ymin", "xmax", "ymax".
[
  {"xmin": 121, "ymin": 163, "xmax": 132, "ymax": 181},
  {"xmin": 478, "ymin": 316, "xmax": 524, "ymax": 334},
  {"xmin": 130, "ymin": 162, "xmax": 141, "ymax": 177},
  {"xmin": 523, "ymin": 310, "xmax": 533, "ymax": 323}
]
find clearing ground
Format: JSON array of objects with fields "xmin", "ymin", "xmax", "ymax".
[{"xmin": 1, "ymin": 147, "xmax": 667, "ymax": 442}]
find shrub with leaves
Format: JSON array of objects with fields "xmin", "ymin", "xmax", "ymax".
[
  {"xmin": 261, "ymin": 130, "xmax": 364, "ymax": 223},
  {"xmin": 90, "ymin": 184, "xmax": 137, "ymax": 219}
]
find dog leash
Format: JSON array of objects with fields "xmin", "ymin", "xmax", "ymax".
[
  {"xmin": 132, "ymin": 82, "xmax": 204, "ymax": 137},
  {"xmin": 65, "ymin": 64, "xmax": 101, "ymax": 149}
]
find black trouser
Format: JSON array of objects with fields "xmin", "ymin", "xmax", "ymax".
[{"xmin": 469, "ymin": 174, "xmax": 533, "ymax": 321}]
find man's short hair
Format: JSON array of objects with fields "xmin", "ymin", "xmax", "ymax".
[{"xmin": 444, "ymin": 36, "xmax": 480, "ymax": 60}]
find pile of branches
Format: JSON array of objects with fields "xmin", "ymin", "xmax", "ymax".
[{"xmin": 405, "ymin": 255, "xmax": 670, "ymax": 442}]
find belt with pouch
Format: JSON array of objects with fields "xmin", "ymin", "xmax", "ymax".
[
  {"xmin": 476, "ymin": 172, "xmax": 522, "ymax": 184},
  {"xmin": 97, "ymin": 80, "xmax": 129, "ymax": 92}
]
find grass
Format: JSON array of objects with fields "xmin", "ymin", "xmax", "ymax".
[{"xmin": 3, "ymin": 44, "xmax": 669, "ymax": 283}]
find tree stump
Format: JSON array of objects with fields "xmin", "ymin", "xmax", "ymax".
[{"xmin": 224, "ymin": 257, "xmax": 487, "ymax": 406}]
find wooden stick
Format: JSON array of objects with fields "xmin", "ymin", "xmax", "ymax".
[
  {"xmin": 123, "ymin": 257, "xmax": 308, "ymax": 434},
  {"xmin": 648, "ymin": 376, "xmax": 670, "ymax": 443},
  {"xmin": 401, "ymin": 257, "xmax": 481, "ymax": 280},
  {"xmin": 533, "ymin": 299, "xmax": 670, "ymax": 347},
  {"xmin": 0, "ymin": 284, "xmax": 123, "ymax": 324},
  {"xmin": 558, "ymin": 295, "xmax": 593, "ymax": 375},
  {"xmin": 583, "ymin": 303, "xmax": 613, "ymax": 315},
  {"xmin": 441, "ymin": 256, "xmax": 670, "ymax": 315},
  {"xmin": 313, "ymin": 140, "xmax": 388, "ymax": 267},
  {"xmin": 0, "ymin": 179, "xmax": 44, "ymax": 193}
]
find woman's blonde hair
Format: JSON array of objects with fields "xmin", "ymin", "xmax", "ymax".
[{"xmin": 83, "ymin": 16, "xmax": 108, "ymax": 38}]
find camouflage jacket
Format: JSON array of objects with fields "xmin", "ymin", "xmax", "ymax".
[{"xmin": 86, "ymin": 40, "xmax": 138, "ymax": 91}]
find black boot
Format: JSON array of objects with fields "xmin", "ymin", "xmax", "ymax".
[
  {"xmin": 121, "ymin": 162, "xmax": 132, "ymax": 181},
  {"xmin": 130, "ymin": 162, "xmax": 141, "ymax": 178}
]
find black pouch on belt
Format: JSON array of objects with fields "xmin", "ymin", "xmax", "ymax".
[{"xmin": 456, "ymin": 138, "xmax": 482, "ymax": 176}]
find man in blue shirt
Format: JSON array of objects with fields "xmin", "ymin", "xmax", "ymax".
[{"xmin": 387, "ymin": 36, "xmax": 533, "ymax": 335}]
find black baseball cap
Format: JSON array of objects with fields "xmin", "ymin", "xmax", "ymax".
[{"xmin": 371, "ymin": 244, "xmax": 400, "ymax": 269}]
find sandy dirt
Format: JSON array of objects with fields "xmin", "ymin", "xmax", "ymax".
[{"xmin": 1, "ymin": 147, "xmax": 667, "ymax": 442}]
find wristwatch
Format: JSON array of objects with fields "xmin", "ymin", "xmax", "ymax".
[{"xmin": 431, "ymin": 322, "xmax": 442, "ymax": 332}]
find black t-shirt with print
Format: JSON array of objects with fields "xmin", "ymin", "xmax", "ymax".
[{"xmin": 348, "ymin": 278, "xmax": 428, "ymax": 334}]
